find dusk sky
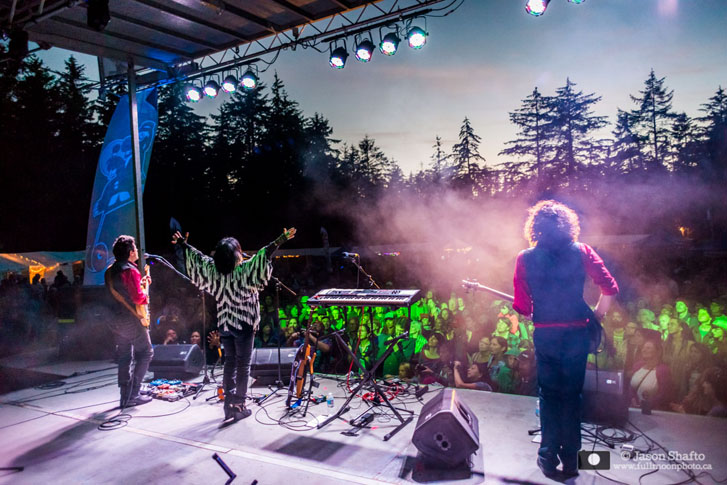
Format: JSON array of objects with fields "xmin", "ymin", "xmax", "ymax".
[{"xmin": 37, "ymin": 0, "xmax": 727, "ymax": 175}]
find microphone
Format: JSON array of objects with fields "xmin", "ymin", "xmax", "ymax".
[{"xmin": 342, "ymin": 252, "xmax": 359, "ymax": 259}]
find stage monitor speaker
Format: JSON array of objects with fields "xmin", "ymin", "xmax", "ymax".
[
  {"xmin": 250, "ymin": 347, "xmax": 297, "ymax": 385},
  {"xmin": 583, "ymin": 369, "xmax": 629, "ymax": 426},
  {"xmin": 149, "ymin": 344, "xmax": 203, "ymax": 378},
  {"xmin": 412, "ymin": 388, "xmax": 480, "ymax": 467}
]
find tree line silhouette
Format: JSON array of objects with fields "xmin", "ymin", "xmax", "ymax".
[{"xmin": 1, "ymin": 49, "xmax": 725, "ymax": 253}]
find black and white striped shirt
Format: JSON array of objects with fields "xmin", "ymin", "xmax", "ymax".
[{"xmin": 184, "ymin": 244, "xmax": 273, "ymax": 332}]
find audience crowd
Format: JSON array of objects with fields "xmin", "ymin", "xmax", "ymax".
[{"xmin": 2, "ymin": 261, "xmax": 726, "ymax": 419}]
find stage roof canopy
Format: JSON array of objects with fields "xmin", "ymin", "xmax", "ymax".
[{"xmin": 1, "ymin": 0, "xmax": 382, "ymax": 71}]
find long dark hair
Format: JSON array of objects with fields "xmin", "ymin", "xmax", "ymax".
[{"xmin": 213, "ymin": 237, "xmax": 243, "ymax": 275}]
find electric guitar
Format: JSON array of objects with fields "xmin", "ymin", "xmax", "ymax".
[
  {"xmin": 286, "ymin": 317, "xmax": 316, "ymax": 408},
  {"xmin": 461, "ymin": 279, "xmax": 609, "ymax": 355},
  {"xmin": 137, "ymin": 264, "xmax": 151, "ymax": 328}
]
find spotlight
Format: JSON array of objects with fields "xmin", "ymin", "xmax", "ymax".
[
  {"xmin": 240, "ymin": 69, "xmax": 258, "ymax": 90},
  {"xmin": 87, "ymin": 0, "xmax": 111, "ymax": 31},
  {"xmin": 329, "ymin": 47, "xmax": 348, "ymax": 69},
  {"xmin": 355, "ymin": 39, "xmax": 375, "ymax": 62},
  {"xmin": 525, "ymin": 0, "xmax": 550, "ymax": 16},
  {"xmin": 568, "ymin": 0, "xmax": 585, "ymax": 3},
  {"xmin": 379, "ymin": 32, "xmax": 400, "ymax": 56},
  {"xmin": 407, "ymin": 26, "xmax": 427, "ymax": 49},
  {"xmin": 222, "ymin": 75, "xmax": 237, "ymax": 93},
  {"xmin": 204, "ymin": 80, "xmax": 220, "ymax": 98},
  {"xmin": 185, "ymin": 84, "xmax": 201, "ymax": 102}
]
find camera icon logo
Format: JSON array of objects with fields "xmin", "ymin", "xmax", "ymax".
[{"xmin": 578, "ymin": 450, "xmax": 610, "ymax": 470}]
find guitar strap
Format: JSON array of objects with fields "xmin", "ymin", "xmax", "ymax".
[{"xmin": 105, "ymin": 269, "xmax": 144, "ymax": 322}]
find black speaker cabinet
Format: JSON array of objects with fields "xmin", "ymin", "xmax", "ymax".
[
  {"xmin": 412, "ymin": 388, "xmax": 480, "ymax": 467},
  {"xmin": 583, "ymin": 369, "xmax": 629, "ymax": 426},
  {"xmin": 250, "ymin": 347, "xmax": 297, "ymax": 385},
  {"xmin": 149, "ymin": 344, "xmax": 203, "ymax": 378}
]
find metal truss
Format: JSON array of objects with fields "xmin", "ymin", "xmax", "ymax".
[{"xmin": 132, "ymin": 0, "xmax": 458, "ymax": 88}]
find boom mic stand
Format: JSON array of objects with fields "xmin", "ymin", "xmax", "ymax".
[
  {"xmin": 145, "ymin": 254, "xmax": 212, "ymax": 399},
  {"xmin": 317, "ymin": 330, "xmax": 414, "ymax": 441},
  {"xmin": 345, "ymin": 255, "xmax": 380, "ymax": 290}
]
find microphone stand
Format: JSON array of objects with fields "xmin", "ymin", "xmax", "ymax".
[
  {"xmin": 255, "ymin": 276, "xmax": 297, "ymax": 408},
  {"xmin": 346, "ymin": 256, "xmax": 379, "ymax": 290},
  {"xmin": 146, "ymin": 254, "xmax": 212, "ymax": 399}
]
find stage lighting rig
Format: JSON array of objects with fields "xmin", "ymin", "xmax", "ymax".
[
  {"xmin": 329, "ymin": 44, "xmax": 349, "ymax": 69},
  {"xmin": 87, "ymin": 0, "xmax": 111, "ymax": 31},
  {"xmin": 204, "ymin": 79, "xmax": 220, "ymax": 98},
  {"xmin": 355, "ymin": 38, "xmax": 375, "ymax": 62},
  {"xmin": 379, "ymin": 32, "xmax": 400, "ymax": 56},
  {"xmin": 185, "ymin": 84, "xmax": 202, "ymax": 102},
  {"xmin": 525, "ymin": 0, "xmax": 549, "ymax": 16},
  {"xmin": 240, "ymin": 68, "xmax": 258, "ymax": 90},
  {"xmin": 407, "ymin": 26, "xmax": 427, "ymax": 49},
  {"xmin": 222, "ymin": 74, "xmax": 237, "ymax": 93}
]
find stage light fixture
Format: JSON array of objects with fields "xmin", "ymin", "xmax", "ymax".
[
  {"xmin": 222, "ymin": 75, "xmax": 237, "ymax": 93},
  {"xmin": 379, "ymin": 32, "xmax": 400, "ymax": 56},
  {"xmin": 240, "ymin": 69, "xmax": 258, "ymax": 90},
  {"xmin": 329, "ymin": 47, "xmax": 348, "ymax": 69},
  {"xmin": 204, "ymin": 80, "xmax": 220, "ymax": 98},
  {"xmin": 185, "ymin": 84, "xmax": 202, "ymax": 102},
  {"xmin": 525, "ymin": 0, "xmax": 550, "ymax": 16},
  {"xmin": 87, "ymin": 0, "xmax": 111, "ymax": 31},
  {"xmin": 355, "ymin": 39, "xmax": 375, "ymax": 62},
  {"xmin": 568, "ymin": 0, "xmax": 585, "ymax": 3},
  {"xmin": 8, "ymin": 29, "xmax": 28, "ymax": 60},
  {"xmin": 407, "ymin": 26, "xmax": 427, "ymax": 49}
]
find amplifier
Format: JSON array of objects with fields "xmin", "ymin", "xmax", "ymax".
[
  {"xmin": 250, "ymin": 347, "xmax": 297, "ymax": 385},
  {"xmin": 149, "ymin": 344, "xmax": 203, "ymax": 378}
]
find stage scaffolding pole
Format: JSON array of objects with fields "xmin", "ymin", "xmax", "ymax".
[{"xmin": 127, "ymin": 58, "xmax": 146, "ymax": 270}]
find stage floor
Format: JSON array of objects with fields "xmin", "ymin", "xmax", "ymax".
[{"xmin": 1, "ymin": 359, "xmax": 726, "ymax": 485}]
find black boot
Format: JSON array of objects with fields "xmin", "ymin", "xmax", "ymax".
[
  {"xmin": 223, "ymin": 392, "xmax": 234, "ymax": 421},
  {"xmin": 230, "ymin": 394, "xmax": 251, "ymax": 421}
]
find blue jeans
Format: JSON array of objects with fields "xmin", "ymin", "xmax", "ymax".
[
  {"xmin": 108, "ymin": 319, "xmax": 154, "ymax": 397},
  {"xmin": 220, "ymin": 325, "xmax": 255, "ymax": 399},
  {"xmin": 533, "ymin": 325, "xmax": 589, "ymax": 472}
]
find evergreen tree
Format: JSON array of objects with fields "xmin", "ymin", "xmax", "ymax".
[
  {"xmin": 430, "ymin": 135, "xmax": 449, "ymax": 186},
  {"xmin": 450, "ymin": 117, "xmax": 487, "ymax": 195},
  {"xmin": 698, "ymin": 86, "xmax": 727, "ymax": 181},
  {"xmin": 499, "ymin": 87, "xmax": 552, "ymax": 181},
  {"xmin": 628, "ymin": 69, "xmax": 675, "ymax": 170},
  {"xmin": 56, "ymin": 56, "xmax": 97, "ymax": 152},
  {"xmin": 609, "ymin": 109, "xmax": 646, "ymax": 174},
  {"xmin": 547, "ymin": 78, "xmax": 608, "ymax": 186},
  {"xmin": 670, "ymin": 112, "xmax": 703, "ymax": 174},
  {"xmin": 264, "ymin": 73, "xmax": 306, "ymax": 196},
  {"xmin": 94, "ymin": 82, "xmax": 127, "ymax": 131},
  {"xmin": 357, "ymin": 135, "xmax": 392, "ymax": 194},
  {"xmin": 303, "ymin": 112, "xmax": 339, "ymax": 181},
  {"xmin": 142, "ymin": 82, "xmax": 211, "ymax": 247}
]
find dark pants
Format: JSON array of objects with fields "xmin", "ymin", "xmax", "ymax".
[
  {"xmin": 108, "ymin": 319, "xmax": 154, "ymax": 398},
  {"xmin": 533, "ymin": 325, "xmax": 589, "ymax": 472},
  {"xmin": 220, "ymin": 325, "xmax": 255, "ymax": 399}
]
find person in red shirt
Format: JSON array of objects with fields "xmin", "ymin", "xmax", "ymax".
[
  {"xmin": 105, "ymin": 235, "xmax": 154, "ymax": 408},
  {"xmin": 513, "ymin": 200, "xmax": 618, "ymax": 479}
]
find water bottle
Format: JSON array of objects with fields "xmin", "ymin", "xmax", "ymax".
[
  {"xmin": 535, "ymin": 398, "xmax": 541, "ymax": 428},
  {"xmin": 326, "ymin": 392, "xmax": 335, "ymax": 413}
]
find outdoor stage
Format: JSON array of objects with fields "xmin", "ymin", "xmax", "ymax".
[{"xmin": 1, "ymin": 357, "xmax": 726, "ymax": 485}]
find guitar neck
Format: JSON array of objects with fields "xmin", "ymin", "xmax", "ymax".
[{"xmin": 462, "ymin": 280, "xmax": 514, "ymax": 302}]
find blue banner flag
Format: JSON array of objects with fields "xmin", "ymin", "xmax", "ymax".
[{"xmin": 83, "ymin": 88, "xmax": 158, "ymax": 285}]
